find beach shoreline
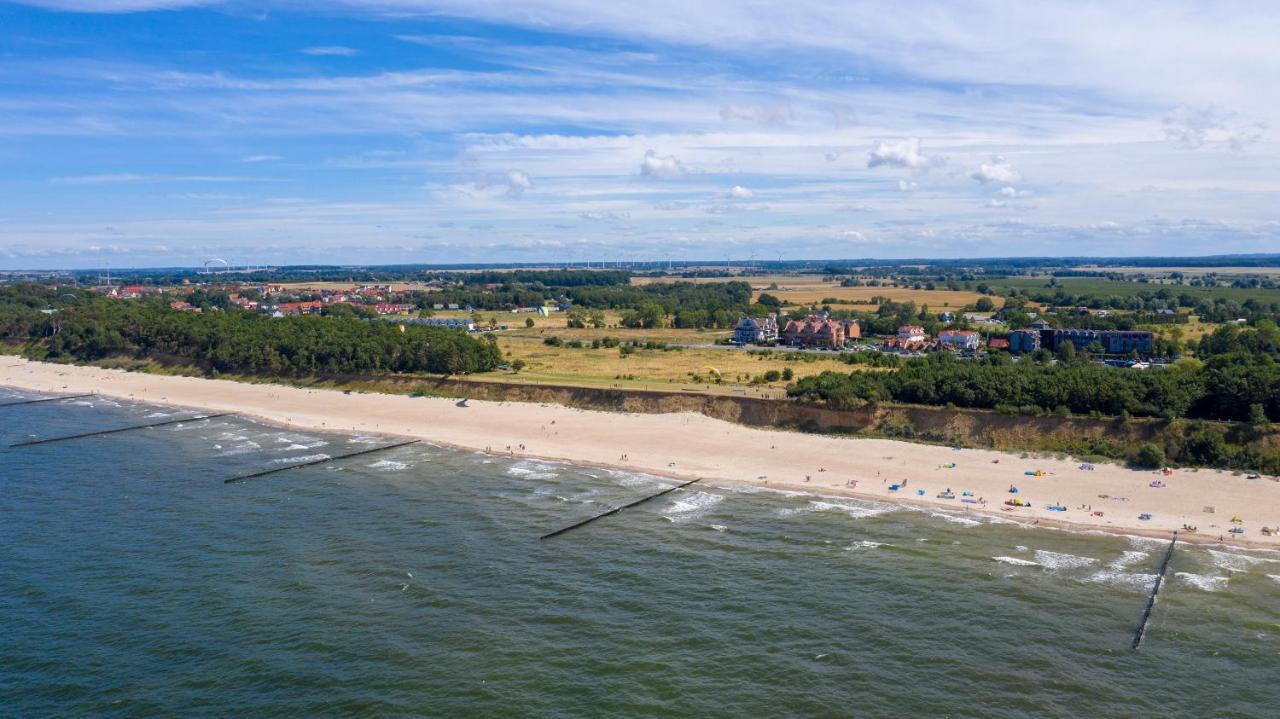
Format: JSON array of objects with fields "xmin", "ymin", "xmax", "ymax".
[{"xmin": 3, "ymin": 358, "xmax": 1277, "ymax": 549}]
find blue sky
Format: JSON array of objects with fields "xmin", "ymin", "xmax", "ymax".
[{"xmin": 1, "ymin": 1, "xmax": 1277, "ymax": 269}]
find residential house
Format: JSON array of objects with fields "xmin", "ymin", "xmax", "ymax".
[
  {"xmin": 1009, "ymin": 328, "xmax": 1041, "ymax": 353},
  {"xmin": 783, "ymin": 316, "xmax": 846, "ymax": 349},
  {"xmin": 938, "ymin": 329, "xmax": 981, "ymax": 350},
  {"xmin": 897, "ymin": 325, "xmax": 927, "ymax": 342},
  {"xmin": 733, "ymin": 314, "xmax": 779, "ymax": 344}
]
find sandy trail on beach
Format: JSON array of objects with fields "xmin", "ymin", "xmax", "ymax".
[{"xmin": 3, "ymin": 358, "xmax": 1278, "ymax": 547}]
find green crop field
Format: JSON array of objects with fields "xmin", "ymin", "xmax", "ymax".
[{"xmin": 987, "ymin": 276, "xmax": 1280, "ymax": 304}]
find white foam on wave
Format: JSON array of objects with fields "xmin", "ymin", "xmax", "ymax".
[
  {"xmin": 662, "ymin": 491, "xmax": 724, "ymax": 522},
  {"xmin": 144, "ymin": 411, "xmax": 170, "ymax": 419},
  {"xmin": 931, "ymin": 511, "xmax": 981, "ymax": 527},
  {"xmin": 1206, "ymin": 548, "xmax": 1280, "ymax": 573},
  {"xmin": 719, "ymin": 483, "xmax": 810, "ymax": 498},
  {"xmin": 1268, "ymin": 574, "xmax": 1280, "ymax": 585},
  {"xmin": 993, "ymin": 556, "xmax": 1039, "ymax": 566},
  {"xmin": 218, "ymin": 441, "xmax": 262, "ymax": 456},
  {"xmin": 777, "ymin": 499, "xmax": 895, "ymax": 521},
  {"xmin": 1033, "ymin": 550, "xmax": 1099, "ymax": 570},
  {"xmin": 605, "ymin": 468, "xmax": 666, "ymax": 489},
  {"xmin": 1176, "ymin": 572, "xmax": 1229, "ymax": 592},
  {"xmin": 275, "ymin": 435, "xmax": 328, "ymax": 450},
  {"xmin": 367, "ymin": 459, "xmax": 408, "ymax": 471},
  {"xmin": 506, "ymin": 461, "xmax": 560, "ymax": 480},
  {"xmin": 1085, "ymin": 551, "xmax": 1157, "ymax": 592},
  {"xmin": 272, "ymin": 453, "xmax": 330, "ymax": 465},
  {"xmin": 709, "ymin": 524, "xmax": 728, "ymax": 532},
  {"xmin": 846, "ymin": 540, "xmax": 885, "ymax": 551}
]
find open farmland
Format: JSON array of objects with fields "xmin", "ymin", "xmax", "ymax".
[
  {"xmin": 987, "ymin": 276, "xmax": 1280, "ymax": 304},
  {"xmin": 632, "ymin": 274, "xmax": 987, "ymax": 309},
  {"xmin": 492, "ymin": 337, "xmax": 860, "ymax": 397}
]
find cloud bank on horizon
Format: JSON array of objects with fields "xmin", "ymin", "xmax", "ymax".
[{"xmin": 0, "ymin": 0, "xmax": 1277, "ymax": 268}]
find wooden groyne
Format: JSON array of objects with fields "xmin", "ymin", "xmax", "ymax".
[
  {"xmin": 540, "ymin": 478, "xmax": 703, "ymax": 540},
  {"xmin": 223, "ymin": 439, "xmax": 420, "ymax": 484},
  {"xmin": 9, "ymin": 413, "xmax": 232, "ymax": 448},
  {"xmin": 1131, "ymin": 532, "xmax": 1178, "ymax": 649},
  {"xmin": 0, "ymin": 393, "xmax": 94, "ymax": 409}
]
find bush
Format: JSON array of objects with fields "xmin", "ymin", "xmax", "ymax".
[{"xmin": 1133, "ymin": 443, "xmax": 1166, "ymax": 469}]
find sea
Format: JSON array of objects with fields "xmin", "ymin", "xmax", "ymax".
[{"xmin": 2, "ymin": 391, "xmax": 1278, "ymax": 718}]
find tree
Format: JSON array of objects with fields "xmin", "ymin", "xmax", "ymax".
[
  {"xmin": 1057, "ymin": 340, "xmax": 1077, "ymax": 363},
  {"xmin": 974, "ymin": 297, "xmax": 996, "ymax": 312},
  {"xmin": 1134, "ymin": 443, "xmax": 1165, "ymax": 469},
  {"xmin": 1250, "ymin": 402, "xmax": 1270, "ymax": 426},
  {"xmin": 524, "ymin": 317, "xmax": 535, "ymax": 328},
  {"xmin": 781, "ymin": 367, "xmax": 794, "ymax": 381}
]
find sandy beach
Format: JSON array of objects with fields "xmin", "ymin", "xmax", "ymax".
[{"xmin": 3, "ymin": 358, "xmax": 1278, "ymax": 548}]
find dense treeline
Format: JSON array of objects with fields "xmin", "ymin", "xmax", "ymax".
[
  {"xmin": 788, "ymin": 322, "xmax": 1280, "ymax": 424},
  {"xmin": 0, "ymin": 286, "xmax": 502, "ymax": 375},
  {"xmin": 566, "ymin": 281, "xmax": 755, "ymax": 328}
]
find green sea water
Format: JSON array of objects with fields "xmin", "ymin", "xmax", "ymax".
[{"xmin": 2, "ymin": 391, "xmax": 1278, "ymax": 717}]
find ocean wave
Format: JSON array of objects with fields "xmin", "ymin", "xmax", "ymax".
[
  {"xmin": 218, "ymin": 441, "xmax": 262, "ymax": 456},
  {"xmin": 1033, "ymin": 550, "xmax": 1099, "ymax": 570},
  {"xmin": 1268, "ymin": 574, "xmax": 1280, "ymax": 584},
  {"xmin": 930, "ymin": 511, "xmax": 981, "ymax": 527},
  {"xmin": 1175, "ymin": 572, "xmax": 1230, "ymax": 592},
  {"xmin": 992, "ymin": 556, "xmax": 1039, "ymax": 566},
  {"xmin": 605, "ymin": 469, "xmax": 666, "ymax": 489},
  {"xmin": 144, "ymin": 411, "xmax": 171, "ymax": 418},
  {"xmin": 709, "ymin": 524, "xmax": 728, "ymax": 532},
  {"xmin": 846, "ymin": 540, "xmax": 885, "ymax": 551},
  {"xmin": 662, "ymin": 491, "xmax": 724, "ymax": 522},
  {"xmin": 272, "ymin": 453, "xmax": 329, "ymax": 465},
  {"xmin": 1085, "ymin": 551, "xmax": 1156, "ymax": 591},
  {"xmin": 506, "ymin": 463, "xmax": 560, "ymax": 480},
  {"xmin": 275, "ymin": 436, "xmax": 328, "ymax": 450},
  {"xmin": 777, "ymin": 499, "xmax": 895, "ymax": 521},
  {"xmin": 368, "ymin": 459, "xmax": 408, "ymax": 472},
  {"xmin": 1206, "ymin": 549, "xmax": 1280, "ymax": 573}
]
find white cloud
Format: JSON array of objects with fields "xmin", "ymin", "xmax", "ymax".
[
  {"xmin": 505, "ymin": 169, "xmax": 532, "ymax": 196},
  {"xmin": 970, "ymin": 156, "xmax": 1020, "ymax": 184},
  {"xmin": 578, "ymin": 210, "xmax": 631, "ymax": 221},
  {"xmin": 728, "ymin": 185, "xmax": 753, "ymax": 198},
  {"xmin": 446, "ymin": 169, "xmax": 533, "ymax": 200},
  {"xmin": 301, "ymin": 46, "xmax": 360, "ymax": 57},
  {"xmin": 867, "ymin": 138, "xmax": 936, "ymax": 170},
  {"xmin": 241, "ymin": 154, "xmax": 281, "ymax": 163},
  {"xmin": 997, "ymin": 186, "xmax": 1031, "ymax": 198},
  {"xmin": 896, "ymin": 179, "xmax": 918, "ymax": 192},
  {"xmin": 639, "ymin": 149, "xmax": 685, "ymax": 178},
  {"xmin": 719, "ymin": 103, "xmax": 794, "ymax": 125},
  {"xmin": 1163, "ymin": 104, "xmax": 1266, "ymax": 150}
]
